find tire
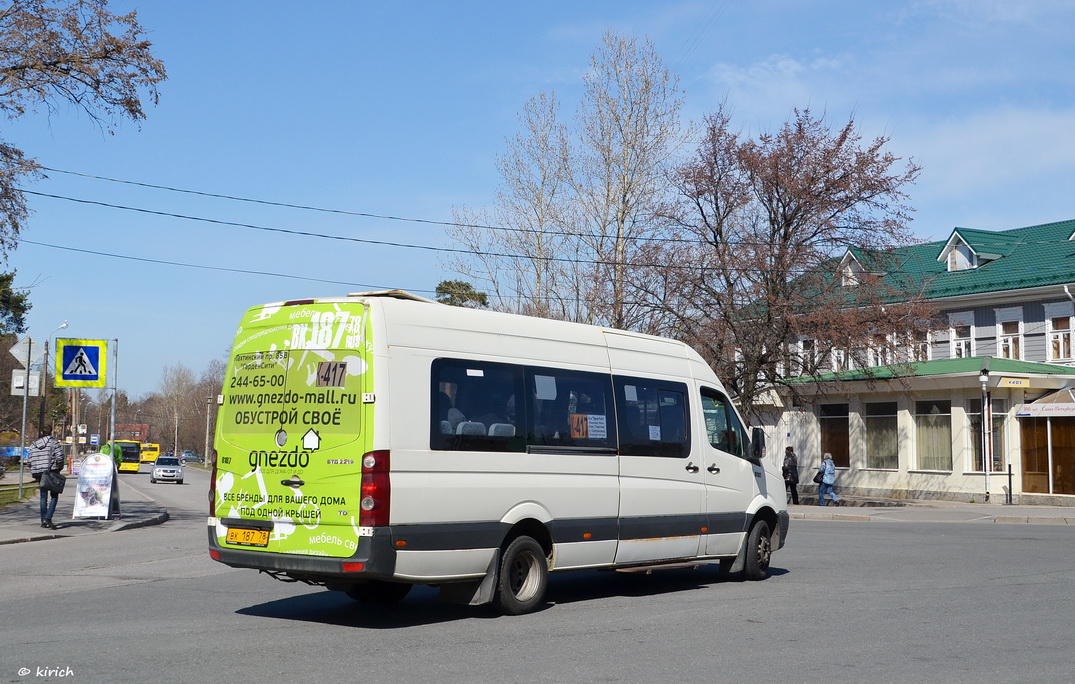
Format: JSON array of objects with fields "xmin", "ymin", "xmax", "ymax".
[
  {"xmin": 344, "ymin": 580, "xmax": 412, "ymax": 605},
  {"xmin": 149, "ymin": 477, "xmax": 155, "ymax": 484},
  {"xmin": 177, "ymin": 480, "xmax": 184, "ymax": 485},
  {"xmin": 493, "ymin": 535, "xmax": 548, "ymax": 615},
  {"xmin": 743, "ymin": 520, "xmax": 773, "ymax": 581}
]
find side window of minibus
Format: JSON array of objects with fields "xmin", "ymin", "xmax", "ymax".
[
  {"xmin": 700, "ymin": 387, "xmax": 745, "ymax": 458},
  {"xmin": 614, "ymin": 377, "xmax": 690, "ymax": 458},
  {"xmin": 525, "ymin": 368, "xmax": 615, "ymax": 450},
  {"xmin": 430, "ymin": 359, "xmax": 524, "ymax": 452}
]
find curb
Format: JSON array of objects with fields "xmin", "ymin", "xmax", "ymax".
[
  {"xmin": 0, "ymin": 533, "xmax": 62, "ymax": 545},
  {"xmin": 108, "ymin": 508, "xmax": 170, "ymax": 532},
  {"xmin": 790, "ymin": 510, "xmax": 1073, "ymax": 525}
]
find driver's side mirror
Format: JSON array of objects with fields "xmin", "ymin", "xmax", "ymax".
[{"xmin": 750, "ymin": 427, "xmax": 766, "ymax": 462}]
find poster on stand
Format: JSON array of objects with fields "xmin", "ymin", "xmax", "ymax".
[{"xmin": 73, "ymin": 453, "xmax": 118, "ymax": 518}]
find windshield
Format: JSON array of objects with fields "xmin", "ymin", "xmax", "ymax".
[{"xmin": 156, "ymin": 457, "xmax": 181, "ymax": 466}]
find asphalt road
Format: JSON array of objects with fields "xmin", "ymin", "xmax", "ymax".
[{"xmin": 2, "ymin": 469, "xmax": 1073, "ymax": 684}]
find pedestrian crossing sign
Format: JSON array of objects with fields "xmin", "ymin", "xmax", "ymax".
[{"xmin": 55, "ymin": 338, "xmax": 108, "ymax": 388}]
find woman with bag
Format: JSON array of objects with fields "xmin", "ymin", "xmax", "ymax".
[
  {"xmin": 28, "ymin": 429, "xmax": 67, "ymax": 529},
  {"xmin": 817, "ymin": 452, "xmax": 841, "ymax": 507}
]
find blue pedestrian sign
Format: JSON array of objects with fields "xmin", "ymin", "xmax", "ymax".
[{"xmin": 55, "ymin": 338, "xmax": 108, "ymax": 388}]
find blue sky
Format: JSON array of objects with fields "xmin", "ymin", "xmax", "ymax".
[{"xmin": 8, "ymin": 0, "xmax": 1075, "ymax": 398}]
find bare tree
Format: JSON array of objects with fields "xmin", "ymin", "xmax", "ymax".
[
  {"xmin": 0, "ymin": 0, "xmax": 166, "ymax": 256},
  {"xmin": 655, "ymin": 105, "xmax": 932, "ymax": 421},
  {"xmin": 194, "ymin": 358, "xmax": 225, "ymax": 459},
  {"xmin": 569, "ymin": 30, "xmax": 685, "ymax": 329},
  {"xmin": 156, "ymin": 363, "xmax": 196, "ymax": 454},
  {"xmin": 448, "ymin": 31, "xmax": 685, "ymax": 327},
  {"xmin": 448, "ymin": 91, "xmax": 575, "ymax": 318}
]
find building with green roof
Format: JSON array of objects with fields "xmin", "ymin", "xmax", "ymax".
[{"xmin": 768, "ymin": 219, "xmax": 1075, "ymax": 505}]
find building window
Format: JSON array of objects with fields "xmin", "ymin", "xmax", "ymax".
[
  {"xmin": 1049, "ymin": 316, "xmax": 1073, "ymax": 361},
  {"xmin": 903, "ymin": 329, "xmax": 931, "ymax": 362},
  {"xmin": 819, "ymin": 403, "xmax": 850, "ymax": 468},
  {"xmin": 865, "ymin": 402, "xmax": 898, "ymax": 469},
  {"xmin": 831, "ymin": 349, "xmax": 850, "ymax": 373},
  {"xmin": 869, "ymin": 334, "xmax": 892, "ymax": 367},
  {"xmin": 915, "ymin": 400, "xmax": 952, "ymax": 471},
  {"xmin": 968, "ymin": 398, "xmax": 1006, "ymax": 472},
  {"xmin": 952, "ymin": 326, "xmax": 972, "ymax": 358},
  {"xmin": 999, "ymin": 321, "xmax": 1021, "ymax": 360},
  {"xmin": 949, "ymin": 312, "xmax": 974, "ymax": 359},
  {"xmin": 798, "ymin": 338, "xmax": 817, "ymax": 374},
  {"xmin": 995, "ymin": 307, "xmax": 1022, "ymax": 361}
]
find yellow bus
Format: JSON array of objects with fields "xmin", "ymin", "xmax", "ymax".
[
  {"xmin": 114, "ymin": 440, "xmax": 143, "ymax": 473},
  {"xmin": 140, "ymin": 442, "xmax": 161, "ymax": 464}
]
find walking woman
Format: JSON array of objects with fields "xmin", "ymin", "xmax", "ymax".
[
  {"xmin": 817, "ymin": 452, "xmax": 841, "ymax": 507},
  {"xmin": 782, "ymin": 446, "xmax": 800, "ymax": 505}
]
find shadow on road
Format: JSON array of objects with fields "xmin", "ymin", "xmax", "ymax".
[{"xmin": 236, "ymin": 564, "xmax": 790, "ymax": 628}]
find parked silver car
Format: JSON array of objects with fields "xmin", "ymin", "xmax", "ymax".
[{"xmin": 151, "ymin": 456, "xmax": 184, "ymax": 484}]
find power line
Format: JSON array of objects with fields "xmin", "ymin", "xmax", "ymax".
[
  {"xmin": 40, "ymin": 167, "xmax": 1069, "ymax": 251},
  {"xmin": 22, "ymin": 189, "xmax": 1075, "ymax": 281},
  {"xmin": 31, "ymin": 166, "xmax": 790, "ymax": 247},
  {"xmin": 20, "ymin": 189, "xmax": 727, "ymax": 270},
  {"xmin": 42, "ymin": 166, "xmax": 479, "ymax": 230},
  {"xmin": 17, "ymin": 238, "xmax": 412, "ymax": 290}
]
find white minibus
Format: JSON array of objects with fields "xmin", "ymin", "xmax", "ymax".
[{"xmin": 208, "ymin": 290, "xmax": 789, "ymax": 614}]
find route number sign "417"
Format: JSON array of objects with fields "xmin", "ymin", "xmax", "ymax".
[{"xmin": 316, "ymin": 362, "xmax": 346, "ymax": 388}]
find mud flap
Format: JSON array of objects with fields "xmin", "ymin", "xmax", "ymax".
[
  {"xmin": 439, "ymin": 550, "xmax": 500, "ymax": 606},
  {"xmin": 726, "ymin": 536, "xmax": 748, "ymax": 574}
]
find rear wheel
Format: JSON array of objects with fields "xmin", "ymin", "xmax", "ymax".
[
  {"xmin": 344, "ymin": 580, "xmax": 412, "ymax": 605},
  {"xmin": 743, "ymin": 520, "xmax": 772, "ymax": 581},
  {"xmin": 493, "ymin": 535, "xmax": 548, "ymax": 615}
]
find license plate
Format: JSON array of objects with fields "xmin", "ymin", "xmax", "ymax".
[{"xmin": 225, "ymin": 527, "xmax": 270, "ymax": 547}]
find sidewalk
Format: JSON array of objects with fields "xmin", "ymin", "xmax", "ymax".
[
  {"xmin": 789, "ymin": 496, "xmax": 1075, "ymax": 525},
  {"xmin": 0, "ymin": 474, "xmax": 169, "ymax": 545}
]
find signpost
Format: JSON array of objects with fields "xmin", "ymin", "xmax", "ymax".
[{"xmin": 9, "ymin": 336, "xmax": 39, "ymax": 496}]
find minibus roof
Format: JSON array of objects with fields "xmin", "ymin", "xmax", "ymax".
[{"xmin": 347, "ymin": 289, "xmax": 438, "ymax": 304}]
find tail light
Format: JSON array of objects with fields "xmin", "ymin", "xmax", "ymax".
[{"xmin": 360, "ymin": 450, "xmax": 390, "ymax": 527}]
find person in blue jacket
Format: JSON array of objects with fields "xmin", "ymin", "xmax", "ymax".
[{"xmin": 817, "ymin": 452, "xmax": 841, "ymax": 507}]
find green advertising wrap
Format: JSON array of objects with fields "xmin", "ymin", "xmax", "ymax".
[{"xmin": 212, "ymin": 301, "xmax": 372, "ymax": 558}]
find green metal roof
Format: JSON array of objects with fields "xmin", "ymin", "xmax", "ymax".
[
  {"xmin": 790, "ymin": 355, "xmax": 1075, "ymax": 384},
  {"xmin": 891, "ymin": 218, "xmax": 1075, "ymax": 300}
]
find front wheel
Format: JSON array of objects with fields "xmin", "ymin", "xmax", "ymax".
[
  {"xmin": 743, "ymin": 520, "xmax": 772, "ymax": 581},
  {"xmin": 493, "ymin": 535, "xmax": 548, "ymax": 615},
  {"xmin": 149, "ymin": 477, "xmax": 155, "ymax": 484}
]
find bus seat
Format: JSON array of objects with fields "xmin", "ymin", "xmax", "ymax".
[
  {"xmin": 488, "ymin": 423, "xmax": 515, "ymax": 437},
  {"xmin": 456, "ymin": 421, "xmax": 487, "ymax": 435}
]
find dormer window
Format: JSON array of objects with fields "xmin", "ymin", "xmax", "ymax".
[
  {"xmin": 945, "ymin": 242, "xmax": 978, "ymax": 272},
  {"xmin": 839, "ymin": 252, "xmax": 865, "ymax": 286}
]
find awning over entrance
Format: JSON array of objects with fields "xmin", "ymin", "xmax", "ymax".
[{"xmin": 1016, "ymin": 388, "xmax": 1075, "ymax": 418}]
